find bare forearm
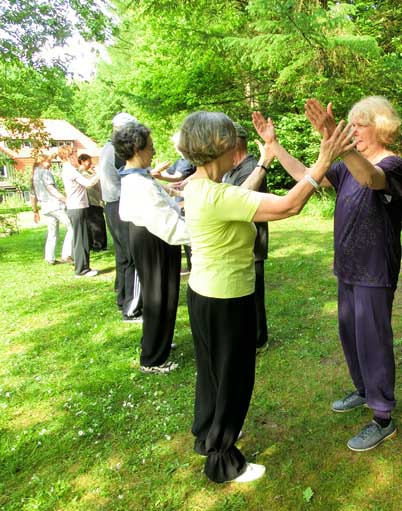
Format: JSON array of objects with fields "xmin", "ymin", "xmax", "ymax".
[
  {"xmin": 271, "ymin": 141, "xmax": 306, "ymax": 181},
  {"xmin": 241, "ymin": 156, "xmax": 274, "ymax": 191},
  {"xmin": 342, "ymin": 150, "xmax": 386, "ymax": 189}
]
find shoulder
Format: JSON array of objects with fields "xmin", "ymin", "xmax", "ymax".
[{"xmin": 377, "ymin": 155, "xmax": 402, "ymax": 172}]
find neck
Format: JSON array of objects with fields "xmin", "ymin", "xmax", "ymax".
[
  {"xmin": 360, "ymin": 144, "xmax": 393, "ymax": 164},
  {"xmin": 126, "ymin": 156, "xmax": 146, "ymax": 169},
  {"xmin": 233, "ymin": 150, "xmax": 247, "ymax": 167}
]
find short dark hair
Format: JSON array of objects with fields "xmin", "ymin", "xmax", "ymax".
[
  {"xmin": 178, "ymin": 111, "xmax": 236, "ymax": 166},
  {"xmin": 78, "ymin": 153, "xmax": 91, "ymax": 164},
  {"xmin": 112, "ymin": 122, "xmax": 151, "ymax": 161}
]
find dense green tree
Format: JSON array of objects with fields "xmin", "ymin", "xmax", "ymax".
[
  {"xmin": 73, "ymin": 0, "xmax": 401, "ymax": 188},
  {"xmin": 0, "ymin": 0, "xmax": 113, "ymax": 138}
]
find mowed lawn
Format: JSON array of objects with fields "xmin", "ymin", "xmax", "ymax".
[{"xmin": 1, "ymin": 213, "xmax": 402, "ymax": 511}]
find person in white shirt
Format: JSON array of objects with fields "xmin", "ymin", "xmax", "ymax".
[
  {"xmin": 59, "ymin": 146, "xmax": 100, "ymax": 277},
  {"xmin": 30, "ymin": 154, "xmax": 73, "ymax": 265},
  {"xmin": 112, "ymin": 122, "xmax": 190, "ymax": 374}
]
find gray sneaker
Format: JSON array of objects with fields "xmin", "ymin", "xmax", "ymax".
[
  {"xmin": 347, "ymin": 420, "xmax": 397, "ymax": 452},
  {"xmin": 332, "ymin": 391, "xmax": 367, "ymax": 412}
]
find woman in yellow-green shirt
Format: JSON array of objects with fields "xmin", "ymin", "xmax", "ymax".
[{"xmin": 179, "ymin": 111, "xmax": 355, "ymax": 484}]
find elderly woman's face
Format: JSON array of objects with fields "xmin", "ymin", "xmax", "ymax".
[
  {"xmin": 351, "ymin": 117, "xmax": 379, "ymax": 153},
  {"xmin": 141, "ymin": 135, "xmax": 155, "ymax": 167}
]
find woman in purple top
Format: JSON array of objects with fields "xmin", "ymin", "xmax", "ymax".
[{"xmin": 254, "ymin": 96, "xmax": 402, "ymax": 452}]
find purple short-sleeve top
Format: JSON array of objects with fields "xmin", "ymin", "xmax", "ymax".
[{"xmin": 326, "ymin": 155, "xmax": 402, "ymax": 288}]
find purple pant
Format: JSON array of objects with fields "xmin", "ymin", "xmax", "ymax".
[{"xmin": 338, "ymin": 280, "xmax": 396, "ymax": 418}]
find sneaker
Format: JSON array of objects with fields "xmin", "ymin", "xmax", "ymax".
[
  {"xmin": 123, "ymin": 315, "xmax": 143, "ymax": 323},
  {"xmin": 347, "ymin": 420, "xmax": 397, "ymax": 452},
  {"xmin": 140, "ymin": 361, "xmax": 178, "ymax": 374},
  {"xmin": 75, "ymin": 269, "xmax": 98, "ymax": 278},
  {"xmin": 227, "ymin": 463, "xmax": 266, "ymax": 483},
  {"xmin": 332, "ymin": 391, "xmax": 367, "ymax": 412},
  {"xmin": 171, "ymin": 342, "xmax": 177, "ymax": 350}
]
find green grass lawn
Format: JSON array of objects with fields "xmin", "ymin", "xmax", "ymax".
[{"xmin": 1, "ymin": 214, "xmax": 402, "ymax": 511}]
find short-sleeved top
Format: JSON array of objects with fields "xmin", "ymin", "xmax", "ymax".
[
  {"xmin": 32, "ymin": 167, "xmax": 64, "ymax": 214},
  {"xmin": 183, "ymin": 178, "xmax": 262, "ymax": 298},
  {"xmin": 327, "ymin": 155, "xmax": 402, "ymax": 288},
  {"xmin": 61, "ymin": 162, "xmax": 90, "ymax": 209},
  {"xmin": 223, "ymin": 154, "xmax": 268, "ymax": 261}
]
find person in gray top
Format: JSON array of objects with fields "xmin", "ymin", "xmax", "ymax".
[
  {"xmin": 223, "ymin": 123, "xmax": 272, "ymax": 349},
  {"xmin": 30, "ymin": 154, "xmax": 73, "ymax": 265},
  {"xmin": 99, "ymin": 112, "xmax": 143, "ymax": 321}
]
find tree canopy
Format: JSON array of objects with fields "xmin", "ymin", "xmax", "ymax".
[{"xmin": 1, "ymin": 0, "xmax": 401, "ymax": 189}]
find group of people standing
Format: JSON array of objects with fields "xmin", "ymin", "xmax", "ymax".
[{"xmin": 31, "ymin": 95, "xmax": 402, "ymax": 485}]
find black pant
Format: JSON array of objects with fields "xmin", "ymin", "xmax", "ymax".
[
  {"xmin": 255, "ymin": 260, "xmax": 268, "ymax": 348},
  {"xmin": 87, "ymin": 205, "xmax": 107, "ymax": 250},
  {"xmin": 129, "ymin": 224, "xmax": 181, "ymax": 366},
  {"xmin": 104, "ymin": 201, "xmax": 141, "ymax": 316},
  {"xmin": 187, "ymin": 287, "xmax": 257, "ymax": 483},
  {"xmin": 67, "ymin": 207, "xmax": 90, "ymax": 275}
]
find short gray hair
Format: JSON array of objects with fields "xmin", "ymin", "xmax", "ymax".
[{"xmin": 177, "ymin": 111, "xmax": 236, "ymax": 166}]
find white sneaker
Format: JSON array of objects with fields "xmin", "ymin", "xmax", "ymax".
[
  {"xmin": 228, "ymin": 463, "xmax": 266, "ymax": 483},
  {"xmin": 140, "ymin": 361, "xmax": 178, "ymax": 374},
  {"xmin": 75, "ymin": 269, "xmax": 98, "ymax": 278}
]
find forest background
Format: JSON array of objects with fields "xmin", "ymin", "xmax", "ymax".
[{"xmin": 1, "ymin": 0, "xmax": 401, "ymax": 191}]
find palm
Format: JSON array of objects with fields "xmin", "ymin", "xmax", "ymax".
[{"xmin": 252, "ymin": 111, "xmax": 275, "ymax": 144}]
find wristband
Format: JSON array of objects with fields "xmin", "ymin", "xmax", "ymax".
[
  {"xmin": 305, "ymin": 174, "xmax": 320, "ymax": 190},
  {"xmin": 257, "ymin": 164, "xmax": 268, "ymax": 172}
]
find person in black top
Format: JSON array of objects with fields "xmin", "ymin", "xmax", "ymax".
[{"xmin": 223, "ymin": 122, "xmax": 272, "ymax": 349}]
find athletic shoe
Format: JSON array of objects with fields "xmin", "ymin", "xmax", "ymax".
[
  {"xmin": 332, "ymin": 391, "xmax": 367, "ymax": 412},
  {"xmin": 123, "ymin": 315, "xmax": 143, "ymax": 323},
  {"xmin": 140, "ymin": 361, "xmax": 178, "ymax": 374},
  {"xmin": 171, "ymin": 342, "xmax": 177, "ymax": 350},
  {"xmin": 347, "ymin": 420, "xmax": 396, "ymax": 452},
  {"xmin": 75, "ymin": 269, "xmax": 98, "ymax": 278},
  {"xmin": 227, "ymin": 463, "xmax": 266, "ymax": 483}
]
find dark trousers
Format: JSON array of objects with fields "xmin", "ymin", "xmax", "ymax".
[
  {"xmin": 87, "ymin": 205, "xmax": 107, "ymax": 250},
  {"xmin": 255, "ymin": 260, "xmax": 268, "ymax": 348},
  {"xmin": 104, "ymin": 201, "xmax": 141, "ymax": 316},
  {"xmin": 67, "ymin": 207, "xmax": 90, "ymax": 275},
  {"xmin": 187, "ymin": 287, "xmax": 257, "ymax": 483},
  {"xmin": 129, "ymin": 224, "xmax": 181, "ymax": 367},
  {"xmin": 338, "ymin": 280, "xmax": 396, "ymax": 417}
]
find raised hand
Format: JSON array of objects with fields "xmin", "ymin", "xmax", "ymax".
[
  {"xmin": 319, "ymin": 120, "xmax": 356, "ymax": 163},
  {"xmin": 305, "ymin": 99, "xmax": 336, "ymax": 136},
  {"xmin": 252, "ymin": 111, "xmax": 276, "ymax": 145}
]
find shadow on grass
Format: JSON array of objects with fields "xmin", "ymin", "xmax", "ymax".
[{"xmin": 1, "ymin": 220, "xmax": 402, "ymax": 510}]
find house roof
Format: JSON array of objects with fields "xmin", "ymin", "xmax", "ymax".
[{"xmin": 0, "ymin": 118, "xmax": 100, "ymax": 159}]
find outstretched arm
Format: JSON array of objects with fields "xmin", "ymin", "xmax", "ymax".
[
  {"xmin": 306, "ymin": 99, "xmax": 387, "ymax": 189},
  {"xmin": 252, "ymin": 111, "xmax": 332, "ymax": 186},
  {"xmin": 253, "ymin": 121, "xmax": 356, "ymax": 222}
]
